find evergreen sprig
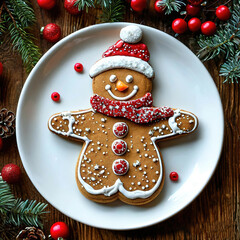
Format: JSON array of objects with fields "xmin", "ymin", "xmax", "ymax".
[
  {"xmin": 0, "ymin": 176, "xmax": 48, "ymax": 230},
  {"xmin": 101, "ymin": 0, "xmax": 125, "ymax": 23},
  {"xmin": 220, "ymin": 50, "xmax": 240, "ymax": 83},
  {"xmin": 156, "ymin": 0, "xmax": 185, "ymax": 15},
  {"xmin": 0, "ymin": 0, "xmax": 41, "ymax": 72},
  {"xmin": 75, "ymin": 0, "xmax": 95, "ymax": 12},
  {"xmin": 197, "ymin": 3, "xmax": 240, "ymax": 83}
]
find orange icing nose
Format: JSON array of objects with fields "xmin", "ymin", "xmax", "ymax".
[{"xmin": 116, "ymin": 80, "xmax": 128, "ymax": 92}]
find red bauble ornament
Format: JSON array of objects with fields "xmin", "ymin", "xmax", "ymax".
[
  {"xmin": 201, "ymin": 21, "xmax": 216, "ymax": 36},
  {"xmin": 187, "ymin": 0, "xmax": 203, "ymax": 6},
  {"xmin": 37, "ymin": 0, "xmax": 56, "ymax": 10},
  {"xmin": 64, "ymin": 0, "xmax": 81, "ymax": 15},
  {"xmin": 188, "ymin": 18, "xmax": 201, "ymax": 32},
  {"xmin": 51, "ymin": 92, "xmax": 60, "ymax": 102},
  {"xmin": 170, "ymin": 171, "xmax": 179, "ymax": 181},
  {"xmin": 154, "ymin": 0, "xmax": 164, "ymax": 14},
  {"xmin": 0, "ymin": 138, "xmax": 3, "ymax": 150},
  {"xmin": 216, "ymin": 5, "xmax": 231, "ymax": 21},
  {"xmin": 131, "ymin": 0, "xmax": 147, "ymax": 12},
  {"xmin": 50, "ymin": 222, "xmax": 70, "ymax": 240},
  {"xmin": 1, "ymin": 163, "xmax": 22, "ymax": 184},
  {"xmin": 186, "ymin": 4, "xmax": 200, "ymax": 16},
  {"xmin": 42, "ymin": 23, "xmax": 61, "ymax": 43},
  {"xmin": 74, "ymin": 63, "xmax": 83, "ymax": 73},
  {"xmin": 172, "ymin": 18, "xmax": 188, "ymax": 34},
  {"xmin": 0, "ymin": 62, "xmax": 3, "ymax": 76}
]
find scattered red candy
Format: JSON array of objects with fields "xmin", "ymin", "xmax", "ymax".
[
  {"xmin": 41, "ymin": 23, "xmax": 61, "ymax": 43},
  {"xmin": 1, "ymin": 163, "xmax": 22, "ymax": 184},
  {"xmin": 216, "ymin": 5, "xmax": 231, "ymax": 21},
  {"xmin": 64, "ymin": 0, "xmax": 81, "ymax": 15},
  {"xmin": 186, "ymin": 4, "xmax": 200, "ymax": 16},
  {"xmin": 51, "ymin": 92, "xmax": 60, "ymax": 102},
  {"xmin": 187, "ymin": 0, "xmax": 203, "ymax": 6},
  {"xmin": 37, "ymin": 0, "xmax": 56, "ymax": 10},
  {"xmin": 0, "ymin": 62, "xmax": 3, "ymax": 76},
  {"xmin": 169, "ymin": 171, "xmax": 179, "ymax": 181},
  {"xmin": 50, "ymin": 222, "xmax": 70, "ymax": 240},
  {"xmin": 172, "ymin": 18, "xmax": 188, "ymax": 34},
  {"xmin": 188, "ymin": 17, "xmax": 201, "ymax": 32},
  {"xmin": 74, "ymin": 63, "xmax": 83, "ymax": 73},
  {"xmin": 201, "ymin": 21, "xmax": 216, "ymax": 36},
  {"xmin": 131, "ymin": 0, "xmax": 147, "ymax": 12},
  {"xmin": 154, "ymin": 0, "xmax": 164, "ymax": 14}
]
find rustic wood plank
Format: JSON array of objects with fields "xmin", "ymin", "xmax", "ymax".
[{"xmin": 0, "ymin": 0, "xmax": 239, "ymax": 239}]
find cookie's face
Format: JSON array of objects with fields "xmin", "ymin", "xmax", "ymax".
[{"xmin": 92, "ymin": 69, "xmax": 152, "ymax": 101}]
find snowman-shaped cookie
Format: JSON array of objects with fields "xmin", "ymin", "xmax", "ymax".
[{"xmin": 48, "ymin": 25, "xmax": 198, "ymax": 205}]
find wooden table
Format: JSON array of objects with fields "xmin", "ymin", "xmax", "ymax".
[{"xmin": 0, "ymin": 1, "xmax": 239, "ymax": 239}]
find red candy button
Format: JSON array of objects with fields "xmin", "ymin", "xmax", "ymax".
[
  {"xmin": 112, "ymin": 140, "xmax": 127, "ymax": 156},
  {"xmin": 112, "ymin": 159, "xmax": 129, "ymax": 176},
  {"xmin": 74, "ymin": 63, "xmax": 83, "ymax": 73},
  {"xmin": 170, "ymin": 171, "xmax": 179, "ymax": 181},
  {"xmin": 113, "ymin": 122, "xmax": 128, "ymax": 138},
  {"xmin": 51, "ymin": 92, "xmax": 60, "ymax": 102}
]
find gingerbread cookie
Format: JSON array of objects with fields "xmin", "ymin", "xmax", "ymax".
[{"xmin": 48, "ymin": 25, "xmax": 198, "ymax": 205}]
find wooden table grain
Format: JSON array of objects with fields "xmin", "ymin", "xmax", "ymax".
[{"xmin": 0, "ymin": 1, "xmax": 239, "ymax": 239}]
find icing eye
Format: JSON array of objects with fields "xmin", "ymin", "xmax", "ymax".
[
  {"xmin": 110, "ymin": 75, "xmax": 117, "ymax": 82},
  {"xmin": 126, "ymin": 75, "xmax": 133, "ymax": 83}
]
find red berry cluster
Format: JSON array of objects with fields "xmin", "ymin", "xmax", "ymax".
[
  {"xmin": 38, "ymin": 0, "xmax": 81, "ymax": 43},
  {"xmin": 171, "ymin": 1, "xmax": 231, "ymax": 36}
]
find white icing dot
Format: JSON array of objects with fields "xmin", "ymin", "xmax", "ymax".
[
  {"xmin": 137, "ymin": 182, "xmax": 141, "ymax": 186},
  {"xmin": 126, "ymin": 75, "xmax": 133, "ymax": 83},
  {"xmin": 109, "ymin": 74, "xmax": 117, "ymax": 82}
]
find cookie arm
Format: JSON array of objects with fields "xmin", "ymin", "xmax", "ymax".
[
  {"xmin": 149, "ymin": 109, "xmax": 198, "ymax": 141},
  {"xmin": 48, "ymin": 109, "xmax": 93, "ymax": 142}
]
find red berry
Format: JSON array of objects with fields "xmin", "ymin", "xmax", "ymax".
[
  {"xmin": 51, "ymin": 92, "xmax": 60, "ymax": 102},
  {"xmin": 37, "ymin": 0, "xmax": 56, "ymax": 10},
  {"xmin": 50, "ymin": 222, "xmax": 70, "ymax": 240},
  {"xmin": 154, "ymin": 0, "xmax": 164, "ymax": 14},
  {"xmin": 187, "ymin": 0, "xmax": 203, "ymax": 6},
  {"xmin": 186, "ymin": 4, "xmax": 200, "ymax": 16},
  {"xmin": 74, "ymin": 63, "xmax": 83, "ymax": 73},
  {"xmin": 64, "ymin": 0, "xmax": 81, "ymax": 15},
  {"xmin": 172, "ymin": 18, "xmax": 188, "ymax": 34},
  {"xmin": 42, "ymin": 23, "xmax": 61, "ymax": 43},
  {"xmin": 188, "ymin": 17, "xmax": 201, "ymax": 32},
  {"xmin": 0, "ymin": 138, "xmax": 3, "ymax": 150},
  {"xmin": 170, "ymin": 171, "xmax": 179, "ymax": 181},
  {"xmin": 131, "ymin": 0, "xmax": 147, "ymax": 12},
  {"xmin": 216, "ymin": 5, "xmax": 231, "ymax": 21},
  {"xmin": 201, "ymin": 21, "xmax": 216, "ymax": 36},
  {"xmin": 1, "ymin": 164, "xmax": 22, "ymax": 184},
  {"xmin": 0, "ymin": 62, "xmax": 3, "ymax": 76}
]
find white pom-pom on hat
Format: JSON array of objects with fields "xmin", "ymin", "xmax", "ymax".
[{"xmin": 120, "ymin": 25, "xmax": 142, "ymax": 43}]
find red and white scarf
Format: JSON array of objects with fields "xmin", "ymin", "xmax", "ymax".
[{"xmin": 90, "ymin": 93, "xmax": 173, "ymax": 124}]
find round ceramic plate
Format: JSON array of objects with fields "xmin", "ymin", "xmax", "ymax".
[{"xmin": 16, "ymin": 23, "xmax": 224, "ymax": 230}]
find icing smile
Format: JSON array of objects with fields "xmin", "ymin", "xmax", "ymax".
[{"xmin": 105, "ymin": 84, "xmax": 139, "ymax": 101}]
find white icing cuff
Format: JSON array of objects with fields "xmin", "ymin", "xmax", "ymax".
[{"xmin": 89, "ymin": 56, "xmax": 154, "ymax": 79}]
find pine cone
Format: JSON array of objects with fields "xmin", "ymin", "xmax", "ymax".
[
  {"xmin": 16, "ymin": 227, "xmax": 46, "ymax": 240},
  {"xmin": 0, "ymin": 108, "xmax": 15, "ymax": 138}
]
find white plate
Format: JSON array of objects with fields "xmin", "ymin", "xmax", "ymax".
[{"xmin": 16, "ymin": 23, "xmax": 224, "ymax": 230}]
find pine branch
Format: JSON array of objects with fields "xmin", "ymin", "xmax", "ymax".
[
  {"xmin": 156, "ymin": 0, "xmax": 185, "ymax": 15},
  {"xmin": 6, "ymin": 0, "xmax": 36, "ymax": 28},
  {"xmin": 75, "ymin": 0, "xmax": 95, "ymax": 11},
  {"xmin": 220, "ymin": 50, "xmax": 240, "ymax": 83},
  {"xmin": 96, "ymin": 0, "xmax": 112, "ymax": 8},
  {"xmin": 5, "ymin": 199, "xmax": 48, "ymax": 228},
  {"xmin": 0, "ymin": 177, "xmax": 16, "ymax": 215},
  {"xmin": 197, "ymin": 4, "xmax": 240, "ymax": 61},
  {"xmin": 101, "ymin": 0, "xmax": 125, "ymax": 23}
]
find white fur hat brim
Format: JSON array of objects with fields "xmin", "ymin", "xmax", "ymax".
[{"xmin": 89, "ymin": 56, "xmax": 154, "ymax": 79}]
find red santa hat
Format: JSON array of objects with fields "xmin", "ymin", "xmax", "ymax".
[{"xmin": 89, "ymin": 25, "xmax": 154, "ymax": 79}]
